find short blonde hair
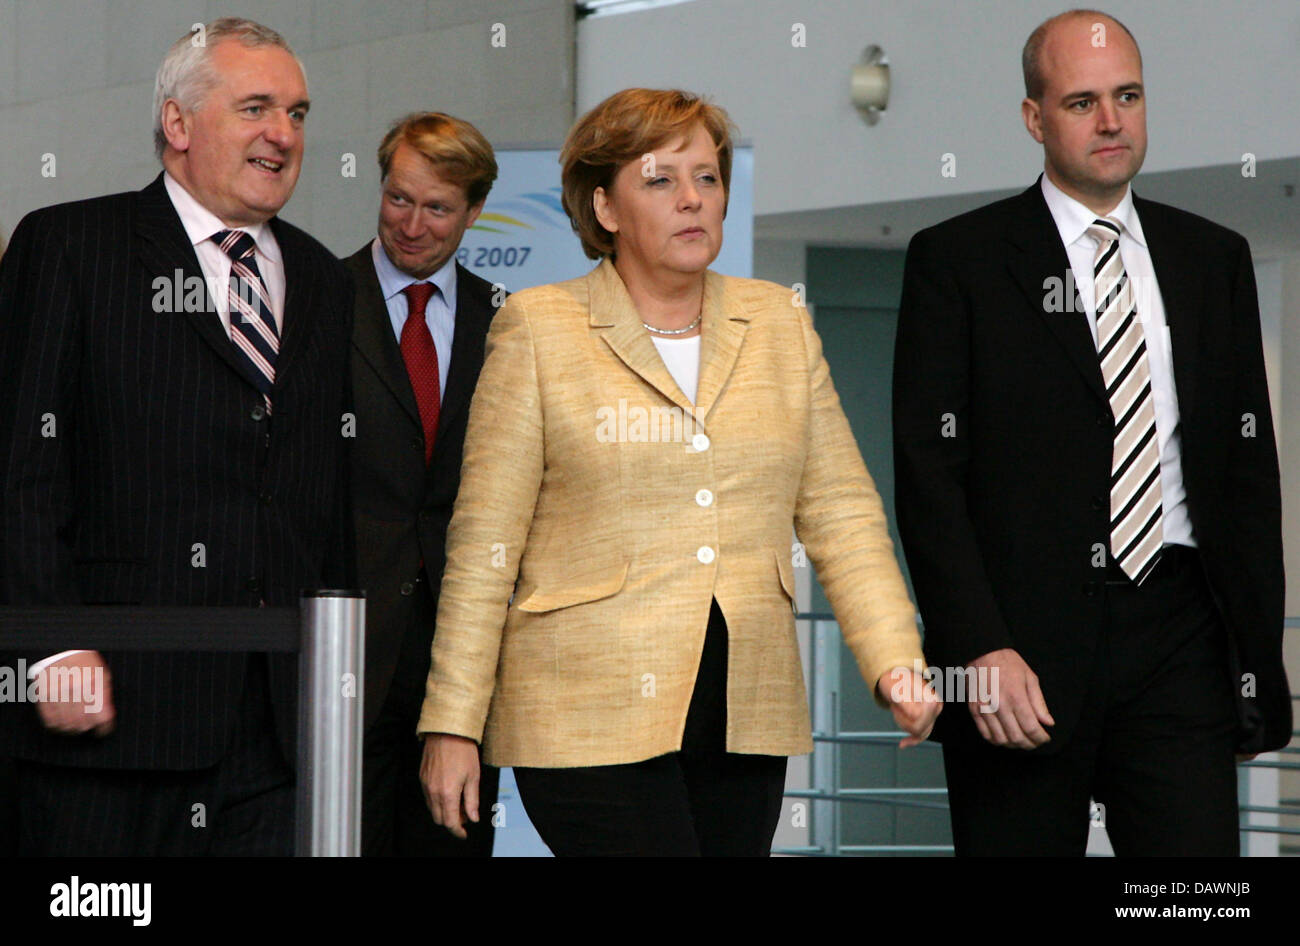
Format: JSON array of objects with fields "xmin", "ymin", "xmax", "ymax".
[
  {"xmin": 560, "ymin": 88, "xmax": 736, "ymax": 260},
  {"xmin": 377, "ymin": 112, "xmax": 498, "ymax": 208}
]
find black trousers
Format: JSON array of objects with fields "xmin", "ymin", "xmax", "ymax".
[
  {"xmin": 514, "ymin": 598, "xmax": 788, "ymax": 856},
  {"xmin": 942, "ymin": 545, "xmax": 1241, "ymax": 856},
  {"xmin": 15, "ymin": 655, "xmax": 295, "ymax": 856},
  {"xmin": 362, "ymin": 570, "xmax": 499, "ymax": 857}
]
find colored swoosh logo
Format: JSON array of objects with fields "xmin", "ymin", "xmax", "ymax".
[{"xmin": 470, "ymin": 187, "xmax": 570, "ymax": 232}]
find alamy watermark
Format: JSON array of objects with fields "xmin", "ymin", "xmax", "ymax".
[
  {"xmin": 151, "ymin": 270, "xmax": 265, "ymax": 319},
  {"xmin": 595, "ymin": 398, "xmax": 706, "ymax": 444},
  {"xmin": 0, "ymin": 661, "xmax": 106, "ymax": 712},
  {"xmin": 890, "ymin": 659, "xmax": 1000, "ymax": 713}
]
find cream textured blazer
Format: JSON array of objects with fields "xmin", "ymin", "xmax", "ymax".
[{"xmin": 416, "ymin": 258, "xmax": 925, "ymax": 767}]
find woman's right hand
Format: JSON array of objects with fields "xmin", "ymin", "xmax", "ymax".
[
  {"xmin": 876, "ymin": 667, "xmax": 943, "ymax": 748},
  {"xmin": 420, "ymin": 732, "xmax": 483, "ymax": 839}
]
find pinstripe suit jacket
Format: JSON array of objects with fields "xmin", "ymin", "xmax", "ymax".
[
  {"xmin": 416, "ymin": 258, "xmax": 925, "ymax": 767},
  {"xmin": 0, "ymin": 173, "xmax": 356, "ymax": 770}
]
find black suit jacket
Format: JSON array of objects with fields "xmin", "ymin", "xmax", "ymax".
[
  {"xmin": 0, "ymin": 173, "xmax": 356, "ymax": 770},
  {"xmin": 344, "ymin": 245, "xmax": 498, "ymax": 728},
  {"xmin": 893, "ymin": 179, "xmax": 1290, "ymax": 755}
]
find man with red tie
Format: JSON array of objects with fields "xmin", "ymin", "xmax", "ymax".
[{"xmin": 344, "ymin": 113, "xmax": 502, "ymax": 856}]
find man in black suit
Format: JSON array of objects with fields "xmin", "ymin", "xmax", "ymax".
[
  {"xmin": 0, "ymin": 18, "xmax": 354, "ymax": 855},
  {"xmin": 346, "ymin": 113, "xmax": 501, "ymax": 856},
  {"xmin": 893, "ymin": 9, "xmax": 1290, "ymax": 855}
]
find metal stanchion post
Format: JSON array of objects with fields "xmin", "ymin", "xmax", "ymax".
[{"xmin": 296, "ymin": 590, "xmax": 366, "ymax": 857}]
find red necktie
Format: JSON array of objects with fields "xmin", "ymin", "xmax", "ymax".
[{"xmin": 400, "ymin": 283, "xmax": 440, "ymax": 465}]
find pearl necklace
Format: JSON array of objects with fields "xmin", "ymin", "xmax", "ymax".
[{"xmin": 642, "ymin": 314, "xmax": 702, "ymax": 336}]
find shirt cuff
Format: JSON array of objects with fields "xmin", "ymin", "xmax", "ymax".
[{"xmin": 27, "ymin": 650, "xmax": 91, "ymax": 679}]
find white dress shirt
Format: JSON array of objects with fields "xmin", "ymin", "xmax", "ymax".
[
  {"xmin": 1040, "ymin": 174, "xmax": 1195, "ymax": 548},
  {"xmin": 651, "ymin": 334, "xmax": 702, "ymax": 405},
  {"xmin": 164, "ymin": 172, "xmax": 287, "ymax": 336},
  {"xmin": 371, "ymin": 238, "xmax": 456, "ymax": 401}
]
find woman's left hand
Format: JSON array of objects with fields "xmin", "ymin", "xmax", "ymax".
[{"xmin": 876, "ymin": 667, "xmax": 943, "ymax": 748}]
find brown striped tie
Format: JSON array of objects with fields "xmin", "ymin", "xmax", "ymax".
[{"xmin": 1088, "ymin": 216, "xmax": 1163, "ymax": 583}]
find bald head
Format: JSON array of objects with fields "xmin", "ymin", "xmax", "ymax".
[
  {"xmin": 1023, "ymin": 10, "xmax": 1141, "ymax": 102},
  {"xmin": 1019, "ymin": 8, "xmax": 1147, "ymax": 213}
]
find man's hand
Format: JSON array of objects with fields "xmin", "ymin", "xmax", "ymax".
[
  {"xmin": 967, "ymin": 648, "xmax": 1053, "ymax": 749},
  {"xmin": 419, "ymin": 732, "xmax": 482, "ymax": 840},
  {"xmin": 876, "ymin": 667, "xmax": 943, "ymax": 748},
  {"xmin": 34, "ymin": 651, "xmax": 115, "ymax": 736}
]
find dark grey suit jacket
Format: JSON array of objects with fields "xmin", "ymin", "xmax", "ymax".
[{"xmin": 344, "ymin": 245, "xmax": 498, "ymax": 727}]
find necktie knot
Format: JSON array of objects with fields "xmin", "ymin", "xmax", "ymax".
[
  {"xmin": 213, "ymin": 229, "xmax": 257, "ymax": 262},
  {"xmin": 403, "ymin": 282, "xmax": 436, "ymax": 317},
  {"xmin": 1086, "ymin": 217, "xmax": 1122, "ymax": 248}
]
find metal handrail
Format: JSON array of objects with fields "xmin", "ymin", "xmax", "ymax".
[
  {"xmin": 838, "ymin": 844, "xmax": 954, "ymax": 853},
  {"xmin": 1240, "ymin": 804, "xmax": 1300, "ymax": 816},
  {"xmin": 812, "ymin": 732, "xmax": 940, "ymax": 745},
  {"xmin": 1240, "ymin": 826, "xmax": 1300, "ymax": 836},
  {"xmin": 785, "ymin": 789, "xmax": 949, "ymax": 811},
  {"xmin": 1240, "ymin": 760, "xmax": 1300, "ymax": 770}
]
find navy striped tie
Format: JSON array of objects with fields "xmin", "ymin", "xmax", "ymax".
[{"xmin": 213, "ymin": 229, "xmax": 279, "ymax": 411}]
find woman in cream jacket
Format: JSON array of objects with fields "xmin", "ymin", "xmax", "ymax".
[{"xmin": 418, "ymin": 88, "xmax": 940, "ymax": 856}]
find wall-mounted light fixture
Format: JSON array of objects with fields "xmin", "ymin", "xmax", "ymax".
[{"xmin": 851, "ymin": 45, "xmax": 890, "ymax": 125}]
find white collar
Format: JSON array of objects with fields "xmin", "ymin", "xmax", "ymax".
[
  {"xmin": 371, "ymin": 236, "xmax": 458, "ymax": 308},
  {"xmin": 163, "ymin": 171, "xmax": 281, "ymax": 262},
  {"xmin": 1040, "ymin": 172, "xmax": 1148, "ymax": 249}
]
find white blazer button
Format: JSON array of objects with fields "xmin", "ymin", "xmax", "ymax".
[
  {"xmin": 695, "ymin": 489, "xmax": 713, "ymax": 507},
  {"xmin": 696, "ymin": 546, "xmax": 715, "ymax": 564},
  {"xmin": 692, "ymin": 433, "xmax": 710, "ymax": 452}
]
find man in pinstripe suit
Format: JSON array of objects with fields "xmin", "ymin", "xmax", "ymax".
[{"xmin": 0, "ymin": 18, "xmax": 354, "ymax": 855}]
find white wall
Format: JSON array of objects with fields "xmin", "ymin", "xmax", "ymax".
[
  {"xmin": 578, "ymin": 0, "xmax": 1300, "ymax": 216},
  {"xmin": 0, "ymin": 0, "xmax": 575, "ymax": 256}
]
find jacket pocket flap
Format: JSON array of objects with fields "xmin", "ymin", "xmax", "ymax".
[
  {"xmin": 775, "ymin": 549, "xmax": 796, "ymax": 602},
  {"xmin": 516, "ymin": 562, "xmax": 630, "ymax": 614}
]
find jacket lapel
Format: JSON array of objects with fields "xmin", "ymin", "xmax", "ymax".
[
  {"xmin": 268, "ymin": 216, "xmax": 310, "ymax": 389},
  {"xmin": 590, "ymin": 259, "xmax": 693, "ymax": 413},
  {"xmin": 1134, "ymin": 194, "xmax": 1202, "ymax": 422},
  {"xmin": 693, "ymin": 269, "xmax": 750, "ymax": 423},
  {"xmin": 1005, "ymin": 182, "xmax": 1109, "ymax": 405},
  {"xmin": 133, "ymin": 174, "xmax": 266, "ymax": 395},
  {"xmin": 589, "ymin": 258, "xmax": 748, "ymax": 428},
  {"xmin": 435, "ymin": 264, "xmax": 492, "ymax": 442},
  {"xmin": 347, "ymin": 244, "xmax": 421, "ymax": 427}
]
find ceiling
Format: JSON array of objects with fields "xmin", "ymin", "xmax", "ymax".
[{"xmin": 756, "ymin": 157, "xmax": 1300, "ymax": 261}]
